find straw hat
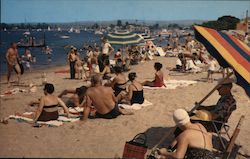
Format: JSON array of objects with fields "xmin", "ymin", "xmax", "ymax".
[
  {"xmin": 190, "ymin": 110, "xmax": 212, "ymax": 121},
  {"xmin": 173, "ymin": 109, "xmax": 190, "ymax": 126}
]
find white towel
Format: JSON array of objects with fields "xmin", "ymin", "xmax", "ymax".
[
  {"xmin": 143, "ymin": 80, "xmax": 197, "ymax": 90},
  {"xmin": 9, "ymin": 114, "xmax": 80, "ymax": 127},
  {"xmin": 118, "ymin": 100, "xmax": 152, "ymax": 110}
]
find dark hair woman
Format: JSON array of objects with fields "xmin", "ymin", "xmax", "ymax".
[{"xmin": 142, "ymin": 62, "xmax": 165, "ymax": 87}]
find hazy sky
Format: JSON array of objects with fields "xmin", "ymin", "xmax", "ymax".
[{"xmin": 1, "ymin": 0, "xmax": 250, "ymax": 23}]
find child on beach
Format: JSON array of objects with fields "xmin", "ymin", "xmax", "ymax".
[{"xmin": 75, "ymin": 57, "xmax": 84, "ymax": 80}]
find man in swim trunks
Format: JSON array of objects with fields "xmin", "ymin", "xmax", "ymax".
[
  {"xmin": 6, "ymin": 42, "xmax": 21, "ymax": 86},
  {"xmin": 82, "ymin": 74, "xmax": 132, "ymax": 121}
]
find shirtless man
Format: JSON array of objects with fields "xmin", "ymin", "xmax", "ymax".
[
  {"xmin": 82, "ymin": 74, "xmax": 132, "ymax": 121},
  {"xmin": 6, "ymin": 42, "xmax": 21, "ymax": 85}
]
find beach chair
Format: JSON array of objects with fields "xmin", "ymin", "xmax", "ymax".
[{"xmin": 220, "ymin": 115, "xmax": 244, "ymax": 159}]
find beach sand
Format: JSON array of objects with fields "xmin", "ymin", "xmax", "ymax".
[{"xmin": 0, "ymin": 56, "xmax": 249, "ymax": 158}]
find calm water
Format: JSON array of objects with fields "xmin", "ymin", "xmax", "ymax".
[{"xmin": 0, "ymin": 30, "xmax": 102, "ymax": 75}]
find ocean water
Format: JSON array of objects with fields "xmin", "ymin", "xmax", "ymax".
[{"xmin": 0, "ymin": 30, "xmax": 102, "ymax": 75}]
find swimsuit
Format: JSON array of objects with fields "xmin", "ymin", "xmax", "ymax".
[
  {"xmin": 114, "ymin": 82, "xmax": 126, "ymax": 96},
  {"xmin": 95, "ymin": 103, "xmax": 121, "ymax": 119},
  {"xmin": 130, "ymin": 84, "xmax": 144, "ymax": 105},
  {"xmin": 185, "ymin": 148, "xmax": 215, "ymax": 159},
  {"xmin": 37, "ymin": 104, "xmax": 58, "ymax": 121},
  {"xmin": 154, "ymin": 73, "xmax": 164, "ymax": 87}
]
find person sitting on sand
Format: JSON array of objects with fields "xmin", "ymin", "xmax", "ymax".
[
  {"xmin": 58, "ymin": 86, "xmax": 88, "ymax": 107},
  {"xmin": 143, "ymin": 62, "xmax": 165, "ymax": 87},
  {"xmin": 100, "ymin": 59, "xmax": 112, "ymax": 80},
  {"xmin": 126, "ymin": 72, "xmax": 144, "ymax": 105},
  {"xmin": 106, "ymin": 66, "xmax": 127, "ymax": 98},
  {"xmin": 82, "ymin": 75, "xmax": 132, "ymax": 120},
  {"xmin": 158, "ymin": 109, "xmax": 214, "ymax": 159},
  {"xmin": 16, "ymin": 83, "xmax": 70, "ymax": 122}
]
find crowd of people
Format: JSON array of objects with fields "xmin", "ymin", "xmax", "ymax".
[{"xmin": 4, "ymin": 29, "xmax": 242, "ymax": 158}]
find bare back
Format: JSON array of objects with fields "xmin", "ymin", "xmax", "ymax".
[{"xmin": 86, "ymin": 86, "xmax": 116, "ymax": 114}]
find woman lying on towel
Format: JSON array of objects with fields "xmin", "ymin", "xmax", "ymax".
[
  {"xmin": 58, "ymin": 85, "xmax": 88, "ymax": 107},
  {"xmin": 157, "ymin": 109, "xmax": 214, "ymax": 159},
  {"xmin": 126, "ymin": 72, "xmax": 144, "ymax": 105},
  {"xmin": 16, "ymin": 83, "xmax": 70, "ymax": 122},
  {"xmin": 142, "ymin": 62, "xmax": 165, "ymax": 87}
]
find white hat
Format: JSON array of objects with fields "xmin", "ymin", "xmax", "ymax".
[{"xmin": 173, "ymin": 109, "xmax": 190, "ymax": 126}]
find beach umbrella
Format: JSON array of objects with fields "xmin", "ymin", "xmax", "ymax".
[
  {"xmin": 106, "ymin": 30, "xmax": 143, "ymax": 45},
  {"xmin": 194, "ymin": 25, "xmax": 250, "ymax": 97}
]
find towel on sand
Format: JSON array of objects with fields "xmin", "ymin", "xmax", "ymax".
[
  {"xmin": 0, "ymin": 88, "xmax": 27, "ymax": 97},
  {"xmin": 9, "ymin": 113, "xmax": 80, "ymax": 127},
  {"xmin": 143, "ymin": 80, "xmax": 197, "ymax": 90},
  {"xmin": 118, "ymin": 100, "xmax": 152, "ymax": 110}
]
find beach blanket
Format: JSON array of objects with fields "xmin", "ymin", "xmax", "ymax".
[
  {"xmin": 54, "ymin": 69, "xmax": 69, "ymax": 74},
  {"xmin": 118, "ymin": 100, "xmax": 152, "ymax": 110},
  {"xmin": 0, "ymin": 88, "xmax": 28, "ymax": 97},
  {"xmin": 9, "ymin": 113, "xmax": 80, "ymax": 127},
  {"xmin": 143, "ymin": 80, "xmax": 197, "ymax": 90}
]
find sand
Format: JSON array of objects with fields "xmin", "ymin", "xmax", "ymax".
[{"xmin": 0, "ymin": 56, "xmax": 249, "ymax": 158}]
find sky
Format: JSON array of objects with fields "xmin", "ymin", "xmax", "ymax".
[{"xmin": 1, "ymin": 0, "xmax": 250, "ymax": 23}]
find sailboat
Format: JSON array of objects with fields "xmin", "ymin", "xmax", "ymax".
[
  {"xmin": 48, "ymin": 26, "xmax": 51, "ymax": 31},
  {"xmin": 57, "ymin": 27, "xmax": 61, "ymax": 31},
  {"xmin": 4, "ymin": 28, "xmax": 7, "ymax": 31},
  {"xmin": 68, "ymin": 27, "xmax": 74, "ymax": 33}
]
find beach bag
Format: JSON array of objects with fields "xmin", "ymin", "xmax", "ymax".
[{"xmin": 122, "ymin": 133, "xmax": 148, "ymax": 159}]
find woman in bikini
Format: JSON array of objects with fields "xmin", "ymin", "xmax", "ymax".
[
  {"xmin": 16, "ymin": 83, "xmax": 70, "ymax": 122},
  {"xmin": 158, "ymin": 109, "xmax": 214, "ymax": 159},
  {"xmin": 143, "ymin": 62, "xmax": 165, "ymax": 87}
]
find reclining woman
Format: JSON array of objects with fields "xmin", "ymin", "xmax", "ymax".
[
  {"xmin": 58, "ymin": 86, "xmax": 88, "ymax": 107},
  {"xmin": 143, "ymin": 62, "xmax": 165, "ymax": 87},
  {"xmin": 158, "ymin": 109, "xmax": 214, "ymax": 159},
  {"xmin": 125, "ymin": 72, "xmax": 144, "ymax": 105},
  {"xmin": 16, "ymin": 83, "xmax": 70, "ymax": 122}
]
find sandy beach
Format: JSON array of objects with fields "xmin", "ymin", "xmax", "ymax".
[{"xmin": 0, "ymin": 56, "xmax": 249, "ymax": 158}]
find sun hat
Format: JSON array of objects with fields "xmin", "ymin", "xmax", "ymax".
[
  {"xmin": 173, "ymin": 109, "xmax": 190, "ymax": 126},
  {"xmin": 190, "ymin": 110, "xmax": 212, "ymax": 121}
]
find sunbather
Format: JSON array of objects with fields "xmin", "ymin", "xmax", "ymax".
[
  {"xmin": 58, "ymin": 86, "xmax": 88, "ymax": 107},
  {"xmin": 158, "ymin": 109, "xmax": 214, "ymax": 159},
  {"xmin": 82, "ymin": 75, "xmax": 132, "ymax": 120},
  {"xmin": 127, "ymin": 72, "xmax": 144, "ymax": 105},
  {"xmin": 100, "ymin": 59, "xmax": 112, "ymax": 80},
  {"xmin": 16, "ymin": 83, "xmax": 70, "ymax": 122},
  {"xmin": 143, "ymin": 62, "xmax": 165, "ymax": 87},
  {"xmin": 193, "ymin": 80, "xmax": 236, "ymax": 123}
]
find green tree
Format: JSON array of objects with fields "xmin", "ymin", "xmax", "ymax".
[{"xmin": 117, "ymin": 20, "xmax": 122, "ymax": 27}]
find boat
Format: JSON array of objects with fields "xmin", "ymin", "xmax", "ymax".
[
  {"xmin": 60, "ymin": 35, "xmax": 70, "ymax": 39},
  {"xmin": 57, "ymin": 27, "xmax": 61, "ymax": 32},
  {"xmin": 75, "ymin": 29, "xmax": 80, "ymax": 33},
  {"xmin": 68, "ymin": 27, "xmax": 74, "ymax": 33},
  {"xmin": 4, "ymin": 28, "xmax": 7, "ymax": 31},
  {"xmin": 36, "ymin": 28, "xmax": 42, "ymax": 32},
  {"xmin": 23, "ymin": 31, "xmax": 31, "ymax": 35},
  {"xmin": 48, "ymin": 26, "xmax": 51, "ymax": 31},
  {"xmin": 95, "ymin": 30, "xmax": 103, "ymax": 35}
]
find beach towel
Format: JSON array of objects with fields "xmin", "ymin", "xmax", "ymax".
[
  {"xmin": 156, "ymin": 47, "xmax": 166, "ymax": 56},
  {"xmin": 118, "ymin": 100, "xmax": 152, "ymax": 110},
  {"xmin": 0, "ymin": 88, "xmax": 28, "ymax": 97},
  {"xmin": 143, "ymin": 80, "xmax": 197, "ymax": 90},
  {"xmin": 54, "ymin": 69, "xmax": 70, "ymax": 74},
  {"xmin": 9, "ymin": 113, "xmax": 80, "ymax": 127}
]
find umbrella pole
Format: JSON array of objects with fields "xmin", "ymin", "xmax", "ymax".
[{"xmin": 189, "ymin": 71, "xmax": 234, "ymax": 114}]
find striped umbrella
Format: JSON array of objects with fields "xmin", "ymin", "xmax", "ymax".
[
  {"xmin": 106, "ymin": 30, "xmax": 143, "ymax": 45},
  {"xmin": 194, "ymin": 25, "xmax": 250, "ymax": 97}
]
